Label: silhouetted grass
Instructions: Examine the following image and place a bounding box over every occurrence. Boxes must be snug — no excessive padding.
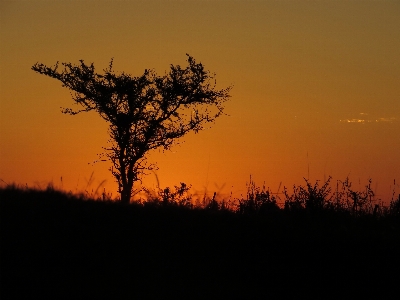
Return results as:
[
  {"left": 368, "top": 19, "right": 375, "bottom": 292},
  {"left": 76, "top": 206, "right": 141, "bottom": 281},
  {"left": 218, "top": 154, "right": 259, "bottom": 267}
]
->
[{"left": 1, "top": 180, "right": 399, "bottom": 298}]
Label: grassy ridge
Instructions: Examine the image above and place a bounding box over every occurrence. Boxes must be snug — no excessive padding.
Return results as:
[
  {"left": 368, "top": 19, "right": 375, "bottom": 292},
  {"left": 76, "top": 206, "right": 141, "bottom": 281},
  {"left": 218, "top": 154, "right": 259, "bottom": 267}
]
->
[{"left": 1, "top": 185, "right": 400, "bottom": 298}]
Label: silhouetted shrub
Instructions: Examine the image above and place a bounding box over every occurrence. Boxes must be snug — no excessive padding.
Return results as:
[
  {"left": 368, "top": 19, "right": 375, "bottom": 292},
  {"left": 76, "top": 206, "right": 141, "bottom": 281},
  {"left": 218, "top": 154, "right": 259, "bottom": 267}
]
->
[
  {"left": 283, "top": 177, "right": 332, "bottom": 212},
  {"left": 389, "top": 194, "right": 400, "bottom": 216},
  {"left": 142, "top": 182, "right": 193, "bottom": 208},
  {"left": 237, "top": 178, "right": 280, "bottom": 215}
]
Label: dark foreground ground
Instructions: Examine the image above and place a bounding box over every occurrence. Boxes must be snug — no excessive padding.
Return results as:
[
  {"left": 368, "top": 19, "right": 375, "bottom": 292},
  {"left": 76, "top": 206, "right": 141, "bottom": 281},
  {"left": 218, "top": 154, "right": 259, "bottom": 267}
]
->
[{"left": 1, "top": 187, "right": 400, "bottom": 299}]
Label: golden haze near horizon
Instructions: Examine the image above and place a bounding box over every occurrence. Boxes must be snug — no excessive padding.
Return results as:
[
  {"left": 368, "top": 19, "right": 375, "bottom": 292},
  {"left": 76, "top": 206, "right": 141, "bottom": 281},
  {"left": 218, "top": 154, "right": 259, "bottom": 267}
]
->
[{"left": 1, "top": 1, "right": 399, "bottom": 202}]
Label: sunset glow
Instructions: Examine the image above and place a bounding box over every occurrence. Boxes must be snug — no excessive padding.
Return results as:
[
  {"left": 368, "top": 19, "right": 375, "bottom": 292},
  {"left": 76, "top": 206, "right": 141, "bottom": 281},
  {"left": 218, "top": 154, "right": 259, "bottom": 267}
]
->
[{"left": 1, "top": 1, "right": 399, "bottom": 203}]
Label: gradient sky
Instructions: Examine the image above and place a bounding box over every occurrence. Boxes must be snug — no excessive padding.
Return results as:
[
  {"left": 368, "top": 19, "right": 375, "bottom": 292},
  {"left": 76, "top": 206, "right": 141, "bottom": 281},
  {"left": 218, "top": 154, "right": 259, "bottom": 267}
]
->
[{"left": 1, "top": 0, "right": 399, "bottom": 203}]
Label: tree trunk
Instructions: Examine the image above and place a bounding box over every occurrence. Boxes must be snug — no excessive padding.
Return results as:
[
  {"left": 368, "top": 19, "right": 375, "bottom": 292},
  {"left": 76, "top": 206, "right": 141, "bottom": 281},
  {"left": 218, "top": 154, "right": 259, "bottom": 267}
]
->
[
  {"left": 119, "top": 158, "right": 131, "bottom": 204},
  {"left": 119, "top": 165, "right": 135, "bottom": 204},
  {"left": 121, "top": 188, "right": 131, "bottom": 204}
]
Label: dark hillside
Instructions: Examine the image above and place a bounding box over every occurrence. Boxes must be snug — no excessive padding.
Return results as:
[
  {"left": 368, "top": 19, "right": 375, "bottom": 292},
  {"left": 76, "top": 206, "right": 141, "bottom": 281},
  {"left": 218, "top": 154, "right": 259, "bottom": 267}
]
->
[{"left": 1, "top": 186, "right": 399, "bottom": 298}]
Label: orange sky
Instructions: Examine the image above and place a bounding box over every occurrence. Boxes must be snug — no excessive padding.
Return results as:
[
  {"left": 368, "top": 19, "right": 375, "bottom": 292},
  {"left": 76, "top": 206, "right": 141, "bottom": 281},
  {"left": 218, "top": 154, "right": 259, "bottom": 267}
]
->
[{"left": 1, "top": 1, "right": 399, "bottom": 203}]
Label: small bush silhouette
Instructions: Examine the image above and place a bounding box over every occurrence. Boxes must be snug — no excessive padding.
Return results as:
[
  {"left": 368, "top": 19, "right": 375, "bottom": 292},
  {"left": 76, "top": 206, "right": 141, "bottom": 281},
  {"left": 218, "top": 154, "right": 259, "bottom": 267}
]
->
[
  {"left": 238, "top": 177, "right": 280, "bottom": 215},
  {"left": 142, "top": 182, "right": 193, "bottom": 208},
  {"left": 284, "top": 177, "right": 332, "bottom": 212},
  {"left": 389, "top": 194, "right": 400, "bottom": 216}
]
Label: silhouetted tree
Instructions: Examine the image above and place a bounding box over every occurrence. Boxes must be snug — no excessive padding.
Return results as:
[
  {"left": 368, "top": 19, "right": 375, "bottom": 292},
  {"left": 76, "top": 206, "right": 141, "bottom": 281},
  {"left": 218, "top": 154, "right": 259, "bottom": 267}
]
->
[{"left": 32, "top": 55, "right": 232, "bottom": 203}]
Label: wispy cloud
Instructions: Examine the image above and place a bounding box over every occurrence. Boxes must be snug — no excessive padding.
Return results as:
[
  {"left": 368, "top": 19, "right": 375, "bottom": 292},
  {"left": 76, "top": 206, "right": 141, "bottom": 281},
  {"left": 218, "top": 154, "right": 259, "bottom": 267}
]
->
[
  {"left": 340, "top": 119, "right": 368, "bottom": 123},
  {"left": 376, "top": 117, "right": 396, "bottom": 123},
  {"left": 340, "top": 113, "right": 397, "bottom": 124}
]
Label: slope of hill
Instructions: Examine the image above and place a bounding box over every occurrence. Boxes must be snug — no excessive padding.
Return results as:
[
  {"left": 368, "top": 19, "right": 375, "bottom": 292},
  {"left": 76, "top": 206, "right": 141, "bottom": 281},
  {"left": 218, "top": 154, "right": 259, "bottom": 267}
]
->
[{"left": 1, "top": 186, "right": 399, "bottom": 298}]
